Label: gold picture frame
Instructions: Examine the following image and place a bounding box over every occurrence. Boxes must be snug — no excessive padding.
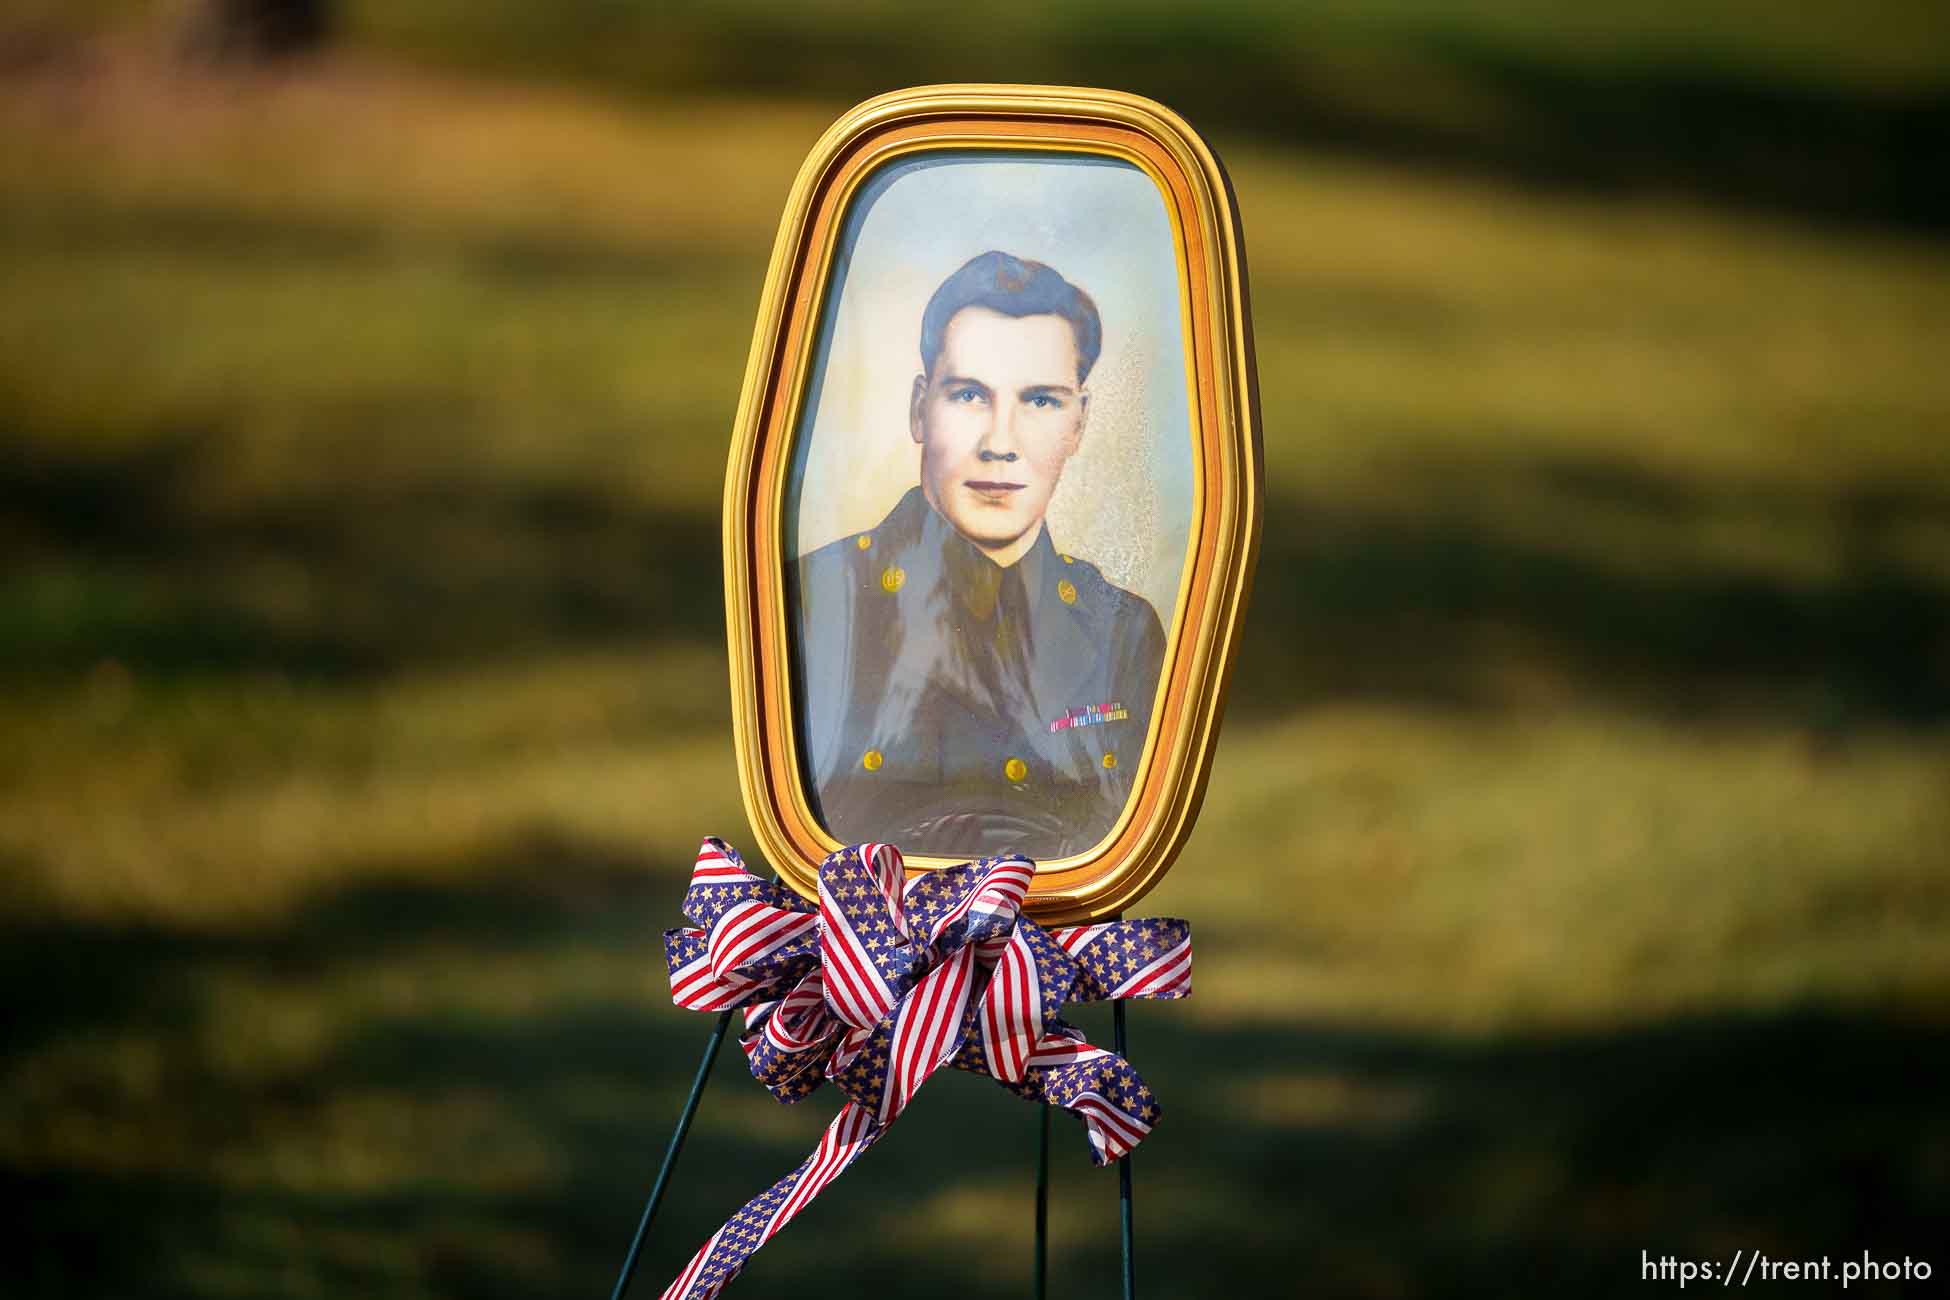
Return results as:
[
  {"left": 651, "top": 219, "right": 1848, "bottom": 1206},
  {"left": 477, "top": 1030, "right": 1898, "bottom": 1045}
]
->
[{"left": 722, "top": 84, "right": 1261, "bottom": 923}]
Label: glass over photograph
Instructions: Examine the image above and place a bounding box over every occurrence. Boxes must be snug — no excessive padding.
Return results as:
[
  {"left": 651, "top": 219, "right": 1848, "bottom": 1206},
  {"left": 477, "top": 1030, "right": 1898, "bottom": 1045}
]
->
[{"left": 784, "top": 151, "right": 1195, "bottom": 861}]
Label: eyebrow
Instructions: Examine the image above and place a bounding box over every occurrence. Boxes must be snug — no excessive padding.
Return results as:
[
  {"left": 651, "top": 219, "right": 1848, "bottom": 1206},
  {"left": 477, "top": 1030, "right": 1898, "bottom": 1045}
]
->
[
  {"left": 1020, "top": 383, "right": 1077, "bottom": 399},
  {"left": 938, "top": 374, "right": 991, "bottom": 394}
]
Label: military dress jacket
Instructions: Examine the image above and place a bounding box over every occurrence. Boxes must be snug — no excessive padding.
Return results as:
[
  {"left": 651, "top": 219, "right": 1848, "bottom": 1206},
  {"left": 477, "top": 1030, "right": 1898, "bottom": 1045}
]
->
[{"left": 791, "top": 486, "right": 1166, "bottom": 860}]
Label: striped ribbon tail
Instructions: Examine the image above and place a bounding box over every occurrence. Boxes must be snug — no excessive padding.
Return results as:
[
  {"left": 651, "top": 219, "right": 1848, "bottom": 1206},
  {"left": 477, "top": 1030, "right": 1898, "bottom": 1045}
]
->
[{"left": 659, "top": 1103, "right": 882, "bottom": 1300}]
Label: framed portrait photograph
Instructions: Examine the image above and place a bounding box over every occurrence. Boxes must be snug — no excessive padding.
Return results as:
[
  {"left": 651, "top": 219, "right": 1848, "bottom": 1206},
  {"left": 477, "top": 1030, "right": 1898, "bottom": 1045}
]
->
[{"left": 724, "top": 85, "right": 1260, "bottom": 922}]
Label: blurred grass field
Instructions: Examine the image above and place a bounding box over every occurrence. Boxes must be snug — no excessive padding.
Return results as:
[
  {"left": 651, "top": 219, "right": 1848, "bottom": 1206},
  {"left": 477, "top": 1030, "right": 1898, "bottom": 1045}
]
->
[{"left": 4, "top": 13, "right": 1949, "bottom": 1300}]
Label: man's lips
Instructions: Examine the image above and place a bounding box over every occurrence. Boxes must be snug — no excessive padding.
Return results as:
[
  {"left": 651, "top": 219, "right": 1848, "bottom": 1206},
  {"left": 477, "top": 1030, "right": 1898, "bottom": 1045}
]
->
[{"left": 964, "top": 479, "right": 1026, "bottom": 493}]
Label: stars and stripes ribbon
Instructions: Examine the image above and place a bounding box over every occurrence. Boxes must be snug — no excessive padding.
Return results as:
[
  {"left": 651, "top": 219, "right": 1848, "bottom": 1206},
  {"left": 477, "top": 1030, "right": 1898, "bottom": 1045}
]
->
[{"left": 656, "top": 836, "right": 1191, "bottom": 1300}]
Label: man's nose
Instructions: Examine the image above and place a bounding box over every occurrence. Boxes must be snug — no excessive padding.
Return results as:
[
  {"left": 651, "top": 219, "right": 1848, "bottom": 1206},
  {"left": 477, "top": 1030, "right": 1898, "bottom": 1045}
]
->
[{"left": 977, "top": 398, "right": 1021, "bottom": 460}]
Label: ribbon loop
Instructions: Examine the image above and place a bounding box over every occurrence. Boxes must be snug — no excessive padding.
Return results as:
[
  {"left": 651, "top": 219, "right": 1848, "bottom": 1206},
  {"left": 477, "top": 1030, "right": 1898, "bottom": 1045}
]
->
[{"left": 655, "top": 837, "right": 1190, "bottom": 1300}]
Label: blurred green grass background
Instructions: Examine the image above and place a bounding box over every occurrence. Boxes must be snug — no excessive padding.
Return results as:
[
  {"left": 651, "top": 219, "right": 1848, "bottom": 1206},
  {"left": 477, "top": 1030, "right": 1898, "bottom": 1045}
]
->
[{"left": 3, "top": 3, "right": 1948, "bottom": 1297}]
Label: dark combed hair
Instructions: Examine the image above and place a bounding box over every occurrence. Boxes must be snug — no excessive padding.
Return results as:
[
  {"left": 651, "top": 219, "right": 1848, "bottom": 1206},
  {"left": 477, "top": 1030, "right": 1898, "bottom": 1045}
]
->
[{"left": 918, "top": 250, "right": 1102, "bottom": 383}]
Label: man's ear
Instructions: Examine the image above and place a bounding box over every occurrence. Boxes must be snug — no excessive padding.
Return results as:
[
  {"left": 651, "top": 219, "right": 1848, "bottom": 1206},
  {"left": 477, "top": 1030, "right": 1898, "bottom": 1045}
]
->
[
  {"left": 1072, "top": 390, "right": 1090, "bottom": 451},
  {"left": 909, "top": 373, "right": 928, "bottom": 445}
]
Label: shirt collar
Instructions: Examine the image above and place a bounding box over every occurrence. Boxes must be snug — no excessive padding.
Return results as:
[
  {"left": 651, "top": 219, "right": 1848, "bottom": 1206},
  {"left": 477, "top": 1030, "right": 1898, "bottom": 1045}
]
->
[{"left": 912, "top": 487, "right": 1052, "bottom": 603}]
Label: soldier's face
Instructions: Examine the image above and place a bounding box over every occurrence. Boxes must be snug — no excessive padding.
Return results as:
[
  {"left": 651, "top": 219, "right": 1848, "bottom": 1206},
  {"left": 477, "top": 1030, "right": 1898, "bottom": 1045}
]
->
[{"left": 911, "top": 307, "right": 1088, "bottom": 565}]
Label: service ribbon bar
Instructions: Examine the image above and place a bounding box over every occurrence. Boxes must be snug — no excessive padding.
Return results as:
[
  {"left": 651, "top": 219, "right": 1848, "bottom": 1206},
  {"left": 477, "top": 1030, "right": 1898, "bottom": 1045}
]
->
[
  {"left": 1046, "top": 700, "right": 1130, "bottom": 733},
  {"left": 656, "top": 837, "right": 1191, "bottom": 1300}
]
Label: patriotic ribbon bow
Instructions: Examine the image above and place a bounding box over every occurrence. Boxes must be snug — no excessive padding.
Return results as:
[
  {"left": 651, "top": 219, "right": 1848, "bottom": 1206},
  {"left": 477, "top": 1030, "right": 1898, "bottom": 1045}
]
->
[{"left": 657, "top": 837, "right": 1191, "bottom": 1300}]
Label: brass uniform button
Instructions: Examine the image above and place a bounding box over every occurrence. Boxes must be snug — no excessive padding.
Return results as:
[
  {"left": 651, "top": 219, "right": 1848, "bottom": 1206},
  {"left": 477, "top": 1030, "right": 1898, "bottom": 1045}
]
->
[
  {"left": 1056, "top": 578, "right": 1078, "bottom": 606},
  {"left": 862, "top": 748, "right": 883, "bottom": 772},
  {"left": 1061, "top": 554, "right": 1074, "bottom": 564},
  {"left": 856, "top": 533, "right": 872, "bottom": 550},
  {"left": 880, "top": 565, "right": 905, "bottom": 593},
  {"left": 1003, "top": 756, "right": 1028, "bottom": 783},
  {"left": 1101, "top": 751, "right": 1117, "bottom": 770}
]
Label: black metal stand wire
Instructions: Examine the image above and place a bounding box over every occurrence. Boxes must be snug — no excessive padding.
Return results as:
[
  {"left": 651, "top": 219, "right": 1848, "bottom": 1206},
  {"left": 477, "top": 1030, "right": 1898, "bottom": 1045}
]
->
[
  {"left": 608, "top": 1006, "right": 736, "bottom": 1300},
  {"left": 1033, "top": 1100, "right": 1051, "bottom": 1299},
  {"left": 1113, "top": 997, "right": 1135, "bottom": 1300}
]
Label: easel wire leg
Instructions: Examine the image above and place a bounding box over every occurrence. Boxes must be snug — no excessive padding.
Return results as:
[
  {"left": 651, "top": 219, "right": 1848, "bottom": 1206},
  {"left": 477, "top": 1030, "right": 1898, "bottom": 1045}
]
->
[
  {"left": 1033, "top": 1099, "right": 1050, "bottom": 1299},
  {"left": 1114, "top": 996, "right": 1135, "bottom": 1300},
  {"left": 608, "top": 1006, "right": 736, "bottom": 1300}
]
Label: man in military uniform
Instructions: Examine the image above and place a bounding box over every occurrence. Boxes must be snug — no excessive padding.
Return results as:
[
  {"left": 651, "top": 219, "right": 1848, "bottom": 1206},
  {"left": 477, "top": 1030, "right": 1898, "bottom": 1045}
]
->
[{"left": 792, "top": 250, "right": 1166, "bottom": 860}]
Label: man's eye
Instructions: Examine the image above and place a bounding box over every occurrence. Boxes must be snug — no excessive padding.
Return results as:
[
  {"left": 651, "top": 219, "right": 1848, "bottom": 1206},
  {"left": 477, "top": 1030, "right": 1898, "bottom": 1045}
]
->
[
  {"left": 951, "top": 388, "right": 982, "bottom": 404},
  {"left": 1030, "top": 395, "right": 1057, "bottom": 409}
]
